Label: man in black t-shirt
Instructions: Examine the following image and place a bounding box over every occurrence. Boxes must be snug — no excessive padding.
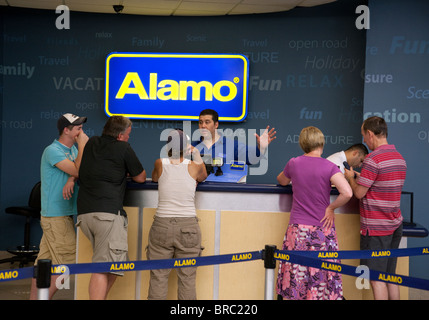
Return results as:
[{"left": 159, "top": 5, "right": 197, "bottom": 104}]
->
[{"left": 77, "top": 116, "right": 146, "bottom": 300}]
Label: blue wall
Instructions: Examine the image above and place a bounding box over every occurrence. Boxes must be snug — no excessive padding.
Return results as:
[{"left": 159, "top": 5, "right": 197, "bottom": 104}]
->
[{"left": 1, "top": 1, "right": 426, "bottom": 279}]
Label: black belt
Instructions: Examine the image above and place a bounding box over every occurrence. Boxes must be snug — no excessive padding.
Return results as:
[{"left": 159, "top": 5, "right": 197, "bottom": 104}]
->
[{"left": 78, "top": 210, "right": 127, "bottom": 217}]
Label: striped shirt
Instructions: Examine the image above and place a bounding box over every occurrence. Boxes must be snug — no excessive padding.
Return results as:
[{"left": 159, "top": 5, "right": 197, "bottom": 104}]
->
[{"left": 357, "top": 144, "right": 407, "bottom": 236}]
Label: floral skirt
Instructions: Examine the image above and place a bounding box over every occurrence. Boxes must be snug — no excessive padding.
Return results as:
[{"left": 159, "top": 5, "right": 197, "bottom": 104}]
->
[{"left": 276, "top": 224, "right": 343, "bottom": 300}]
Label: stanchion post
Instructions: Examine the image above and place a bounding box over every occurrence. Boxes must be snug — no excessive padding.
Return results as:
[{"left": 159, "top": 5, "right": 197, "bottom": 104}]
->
[
  {"left": 36, "top": 259, "right": 52, "bottom": 300},
  {"left": 263, "top": 245, "right": 277, "bottom": 300}
]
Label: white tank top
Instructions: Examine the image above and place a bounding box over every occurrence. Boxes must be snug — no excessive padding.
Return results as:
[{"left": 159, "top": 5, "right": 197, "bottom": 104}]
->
[{"left": 156, "top": 158, "right": 197, "bottom": 218}]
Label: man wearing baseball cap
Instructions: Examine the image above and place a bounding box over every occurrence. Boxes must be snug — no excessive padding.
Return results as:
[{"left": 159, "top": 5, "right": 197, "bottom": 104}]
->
[
  {"left": 30, "top": 113, "right": 88, "bottom": 300},
  {"left": 57, "top": 113, "right": 88, "bottom": 134}
]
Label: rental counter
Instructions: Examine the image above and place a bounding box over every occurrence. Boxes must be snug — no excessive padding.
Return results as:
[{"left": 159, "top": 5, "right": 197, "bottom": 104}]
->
[{"left": 75, "top": 181, "right": 427, "bottom": 300}]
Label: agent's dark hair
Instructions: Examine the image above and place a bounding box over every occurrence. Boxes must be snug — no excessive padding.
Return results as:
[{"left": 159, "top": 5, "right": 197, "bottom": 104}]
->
[
  {"left": 362, "top": 116, "right": 388, "bottom": 138},
  {"left": 199, "top": 109, "right": 219, "bottom": 123},
  {"left": 346, "top": 143, "right": 369, "bottom": 156}
]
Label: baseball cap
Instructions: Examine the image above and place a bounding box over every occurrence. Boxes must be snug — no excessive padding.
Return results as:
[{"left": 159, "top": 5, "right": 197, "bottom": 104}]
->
[{"left": 57, "top": 113, "right": 87, "bottom": 133}]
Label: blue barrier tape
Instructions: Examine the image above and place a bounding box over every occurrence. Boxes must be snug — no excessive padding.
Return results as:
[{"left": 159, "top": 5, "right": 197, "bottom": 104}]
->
[
  {"left": 1, "top": 246, "right": 427, "bottom": 291},
  {"left": 0, "top": 266, "right": 33, "bottom": 282},
  {"left": 59, "top": 250, "right": 262, "bottom": 276},
  {"left": 274, "top": 250, "right": 429, "bottom": 291},
  {"left": 0, "top": 250, "right": 262, "bottom": 283}
]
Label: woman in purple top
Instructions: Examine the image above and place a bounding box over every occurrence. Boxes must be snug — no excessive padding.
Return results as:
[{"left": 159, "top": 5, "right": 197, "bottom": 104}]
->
[{"left": 276, "top": 126, "right": 352, "bottom": 300}]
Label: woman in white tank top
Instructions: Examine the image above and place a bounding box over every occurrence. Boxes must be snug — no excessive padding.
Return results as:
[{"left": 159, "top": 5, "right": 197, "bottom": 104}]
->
[
  {"left": 147, "top": 129, "right": 207, "bottom": 300},
  {"left": 156, "top": 157, "right": 197, "bottom": 218}
]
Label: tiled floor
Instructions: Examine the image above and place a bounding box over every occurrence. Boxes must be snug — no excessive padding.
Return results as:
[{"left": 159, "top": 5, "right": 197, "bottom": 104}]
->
[
  {"left": 0, "top": 251, "right": 427, "bottom": 300},
  {"left": 0, "top": 251, "right": 74, "bottom": 300}
]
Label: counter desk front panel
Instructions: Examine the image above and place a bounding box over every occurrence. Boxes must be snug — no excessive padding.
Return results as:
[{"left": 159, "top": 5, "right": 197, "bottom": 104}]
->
[{"left": 75, "top": 182, "right": 410, "bottom": 300}]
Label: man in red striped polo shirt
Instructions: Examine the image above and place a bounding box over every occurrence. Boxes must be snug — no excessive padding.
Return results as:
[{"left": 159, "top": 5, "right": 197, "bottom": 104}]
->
[{"left": 345, "top": 116, "right": 407, "bottom": 300}]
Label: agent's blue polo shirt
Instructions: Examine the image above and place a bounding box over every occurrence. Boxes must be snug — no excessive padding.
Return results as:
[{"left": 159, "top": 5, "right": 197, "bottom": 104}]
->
[{"left": 192, "top": 134, "right": 261, "bottom": 165}]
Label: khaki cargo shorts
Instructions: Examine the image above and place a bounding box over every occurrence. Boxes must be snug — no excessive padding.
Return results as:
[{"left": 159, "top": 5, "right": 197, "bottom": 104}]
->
[
  {"left": 76, "top": 212, "right": 128, "bottom": 276},
  {"left": 36, "top": 215, "right": 76, "bottom": 266}
]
